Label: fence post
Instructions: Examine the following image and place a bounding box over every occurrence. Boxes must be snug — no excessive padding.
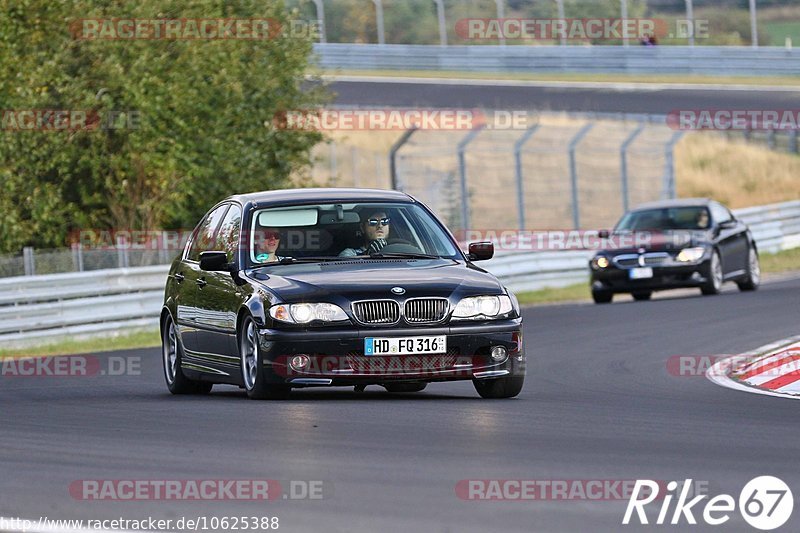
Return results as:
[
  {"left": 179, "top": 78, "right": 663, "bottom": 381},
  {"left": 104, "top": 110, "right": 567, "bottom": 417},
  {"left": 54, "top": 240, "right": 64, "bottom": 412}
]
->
[
  {"left": 329, "top": 143, "right": 338, "bottom": 185},
  {"left": 457, "top": 125, "right": 485, "bottom": 232},
  {"left": 513, "top": 124, "right": 540, "bottom": 230},
  {"left": 621, "top": 0, "right": 629, "bottom": 47},
  {"left": 749, "top": 0, "right": 758, "bottom": 48},
  {"left": 495, "top": 0, "right": 506, "bottom": 46},
  {"left": 390, "top": 127, "right": 418, "bottom": 190},
  {"left": 620, "top": 122, "right": 646, "bottom": 213},
  {"left": 663, "top": 131, "right": 685, "bottom": 200},
  {"left": 685, "top": 0, "right": 695, "bottom": 46},
  {"left": 790, "top": 130, "right": 798, "bottom": 154},
  {"left": 555, "top": 0, "right": 566, "bottom": 46},
  {"left": 312, "top": 0, "right": 327, "bottom": 43},
  {"left": 23, "top": 246, "right": 35, "bottom": 276},
  {"left": 351, "top": 147, "right": 360, "bottom": 187},
  {"left": 767, "top": 129, "right": 776, "bottom": 150},
  {"left": 116, "top": 235, "right": 130, "bottom": 268},
  {"left": 373, "top": 0, "right": 385, "bottom": 44},
  {"left": 568, "top": 123, "right": 595, "bottom": 229},
  {"left": 71, "top": 243, "right": 84, "bottom": 272},
  {"left": 433, "top": 0, "right": 447, "bottom": 46}
]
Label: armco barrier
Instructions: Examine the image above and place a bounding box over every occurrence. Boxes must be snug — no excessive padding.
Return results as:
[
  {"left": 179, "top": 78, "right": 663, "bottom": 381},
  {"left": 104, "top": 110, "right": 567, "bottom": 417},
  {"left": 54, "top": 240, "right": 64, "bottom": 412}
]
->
[
  {"left": 1, "top": 201, "right": 799, "bottom": 346},
  {"left": 314, "top": 44, "right": 800, "bottom": 76}
]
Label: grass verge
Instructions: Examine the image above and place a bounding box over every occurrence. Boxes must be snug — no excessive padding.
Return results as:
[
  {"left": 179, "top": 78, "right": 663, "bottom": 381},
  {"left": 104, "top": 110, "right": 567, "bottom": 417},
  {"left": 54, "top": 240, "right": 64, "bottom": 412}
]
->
[
  {"left": 320, "top": 68, "right": 800, "bottom": 87},
  {"left": 0, "top": 329, "right": 160, "bottom": 358}
]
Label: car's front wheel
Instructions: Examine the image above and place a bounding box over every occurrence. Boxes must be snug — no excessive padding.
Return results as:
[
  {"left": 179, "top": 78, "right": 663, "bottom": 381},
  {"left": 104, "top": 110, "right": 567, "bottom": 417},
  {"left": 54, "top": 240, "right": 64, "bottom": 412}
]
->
[
  {"left": 592, "top": 290, "right": 613, "bottom": 304},
  {"left": 701, "top": 250, "right": 723, "bottom": 296},
  {"left": 473, "top": 375, "right": 524, "bottom": 399},
  {"left": 737, "top": 247, "right": 760, "bottom": 292},
  {"left": 162, "top": 314, "right": 212, "bottom": 395},
  {"left": 239, "top": 315, "right": 291, "bottom": 400}
]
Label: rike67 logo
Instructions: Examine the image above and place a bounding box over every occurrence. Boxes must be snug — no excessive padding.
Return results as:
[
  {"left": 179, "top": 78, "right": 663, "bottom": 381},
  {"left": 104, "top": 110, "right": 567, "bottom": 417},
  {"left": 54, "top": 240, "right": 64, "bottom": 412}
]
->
[{"left": 623, "top": 477, "right": 793, "bottom": 530}]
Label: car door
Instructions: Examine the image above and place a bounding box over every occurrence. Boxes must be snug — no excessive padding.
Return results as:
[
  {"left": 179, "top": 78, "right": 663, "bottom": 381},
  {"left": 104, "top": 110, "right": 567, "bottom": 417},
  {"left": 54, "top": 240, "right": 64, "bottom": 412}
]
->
[
  {"left": 710, "top": 202, "right": 748, "bottom": 276},
  {"left": 179, "top": 203, "right": 229, "bottom": 354},
  {"left": 194, "top": 203, "right": 244, "bottom": 365}
]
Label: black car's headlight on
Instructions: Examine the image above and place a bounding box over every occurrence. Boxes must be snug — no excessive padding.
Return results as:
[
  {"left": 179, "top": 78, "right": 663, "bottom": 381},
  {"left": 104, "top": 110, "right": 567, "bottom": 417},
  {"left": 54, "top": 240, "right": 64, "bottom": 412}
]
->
[
  {"left": 676, "top": 246, "right": 706, "bottom": 263},
  {"left": 590, "top": 256, "right": 610, "bottom": 270},
  {"left": 452, "top": 295, "right": 513, "bottom": 320},
  {"left": 269, "top": 303, "right": 349, "bottom": 324}
]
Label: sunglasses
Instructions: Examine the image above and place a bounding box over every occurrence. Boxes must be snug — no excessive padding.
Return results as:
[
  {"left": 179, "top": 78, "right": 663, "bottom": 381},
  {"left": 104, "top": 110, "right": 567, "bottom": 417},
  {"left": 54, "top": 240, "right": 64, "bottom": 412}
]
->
[
  {"left": 262, "top": 231, "right": 281, "bottom": 240},
  {"left": 367, "top": 217, "right": 390, "bottom": 227}
]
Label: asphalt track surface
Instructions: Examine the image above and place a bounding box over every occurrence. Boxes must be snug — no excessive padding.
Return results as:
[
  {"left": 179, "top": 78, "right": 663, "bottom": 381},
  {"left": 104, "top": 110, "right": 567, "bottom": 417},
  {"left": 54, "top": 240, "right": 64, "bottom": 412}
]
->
[
  {"left": 2, "top": 277, "right": 800, "bottom": 532},
  {"left": 329, "top": 78, "right": 800, "bottom": 115}
]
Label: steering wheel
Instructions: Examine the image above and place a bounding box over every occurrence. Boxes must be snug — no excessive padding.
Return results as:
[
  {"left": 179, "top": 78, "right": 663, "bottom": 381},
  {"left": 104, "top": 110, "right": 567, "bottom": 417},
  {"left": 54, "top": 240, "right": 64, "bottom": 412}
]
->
[{"left": 380, "top": 239, "right": 423, "bottom": 254}]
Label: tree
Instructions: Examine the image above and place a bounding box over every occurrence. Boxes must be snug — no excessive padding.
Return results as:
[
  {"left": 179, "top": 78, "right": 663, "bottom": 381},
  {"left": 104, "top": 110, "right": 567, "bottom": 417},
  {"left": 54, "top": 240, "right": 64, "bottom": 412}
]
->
[{"left": 0, "top": 0, "right": 325, "bottom": 253}]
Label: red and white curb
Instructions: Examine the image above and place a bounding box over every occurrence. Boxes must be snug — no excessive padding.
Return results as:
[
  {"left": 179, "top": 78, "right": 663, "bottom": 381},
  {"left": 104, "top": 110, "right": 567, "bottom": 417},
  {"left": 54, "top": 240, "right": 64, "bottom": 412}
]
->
[{"left": 707, "top": 335, "right": 800, "bottom": 399}]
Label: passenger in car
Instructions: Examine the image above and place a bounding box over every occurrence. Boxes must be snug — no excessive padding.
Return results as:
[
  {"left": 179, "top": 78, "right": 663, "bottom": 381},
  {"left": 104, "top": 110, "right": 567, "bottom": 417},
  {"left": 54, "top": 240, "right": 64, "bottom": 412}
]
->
[
  {"left": 339, "top": 210, "right": 391, "bottom": 257},
  {"left": 254, "top": 227, "right": 285, "bottom": 263}
]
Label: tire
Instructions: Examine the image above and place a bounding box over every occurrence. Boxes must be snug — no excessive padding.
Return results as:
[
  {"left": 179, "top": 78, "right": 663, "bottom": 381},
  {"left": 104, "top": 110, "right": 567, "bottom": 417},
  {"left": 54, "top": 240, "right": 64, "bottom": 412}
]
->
[
  {"left": 162, "top": 314, "right": 213, "bottom": 395},
  {"left": 473, "top": 375, "right": 524, "bottom": 399},
  {"left": 592, "top": 290, "right": 613, "bottom": 304},
  {"left": 383, "top": 382, "right": 427, "bottom": 393},
  {"left": 239, "top": 315, "right": 291, "bottom": 400},
  {"left": 737, "top": 247, "right": 760, "bottom": 292},
  {"left": 632, "top": 291, "right": 652, "bottom": 301},
  {"left": 701, "top": 250, "right": 723, "bottom": 296}
]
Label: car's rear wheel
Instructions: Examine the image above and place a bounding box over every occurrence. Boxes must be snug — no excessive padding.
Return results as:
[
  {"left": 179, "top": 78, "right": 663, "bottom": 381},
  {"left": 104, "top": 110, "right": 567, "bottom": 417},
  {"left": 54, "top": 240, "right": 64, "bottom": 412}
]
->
[
  {"left": 592, "top": 290, "right": 613, "bottom": 304},
  {"left": 383, "top": 382, "right": 427, "bottom": 393},
  {"left": 240, "top": 315, "right": 291, "bottom": 400},
  {"left": 473, "top": 375, "right": 524, "bottom": 399},
  {"left": 632, "top": 291, "right": 652, "bottom": 301},
  {"left": 701, "top": 251, "right": 723, "bottom": 296},
  {"left": 162, "top": 314, "right": 212, "bottom": 395},
  {"left": 737, "top": 247, "right": 760, "bottom": 292}
]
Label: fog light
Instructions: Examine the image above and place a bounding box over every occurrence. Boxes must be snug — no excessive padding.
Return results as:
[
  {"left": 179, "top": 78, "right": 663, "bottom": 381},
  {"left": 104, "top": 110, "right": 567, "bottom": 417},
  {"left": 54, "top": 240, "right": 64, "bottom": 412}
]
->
[
  {"left": 490, "top": 346, "right": 508, "bottom": 362},
  {"left": 290, "top": 355, "right": 310, "bottom": 370}
]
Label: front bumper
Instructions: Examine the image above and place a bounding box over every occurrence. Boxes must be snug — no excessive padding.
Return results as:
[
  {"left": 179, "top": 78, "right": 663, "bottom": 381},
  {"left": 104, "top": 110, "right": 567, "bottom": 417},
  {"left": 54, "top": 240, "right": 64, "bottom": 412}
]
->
[
  {"left": 257, "top": 319, "right": 525, "bottom": 385},
  {"left": 591, "top": 261, "right": 710, "bottom": 293}
]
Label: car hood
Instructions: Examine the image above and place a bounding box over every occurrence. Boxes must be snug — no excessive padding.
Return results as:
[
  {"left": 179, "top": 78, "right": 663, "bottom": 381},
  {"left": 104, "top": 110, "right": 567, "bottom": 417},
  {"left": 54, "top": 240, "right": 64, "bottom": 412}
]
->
[
  {"left": 598, "top": 230, "right": 713, "bottom": 255},
  {"left": 246, "top": 259, "right": 504, "bottom": 302}
]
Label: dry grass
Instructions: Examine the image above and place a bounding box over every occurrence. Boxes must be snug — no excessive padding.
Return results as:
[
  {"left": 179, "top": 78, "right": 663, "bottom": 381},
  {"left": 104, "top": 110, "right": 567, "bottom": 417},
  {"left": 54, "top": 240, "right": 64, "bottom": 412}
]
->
[{"left": 676, "top": 133, "right": 800, "bottom": 208}]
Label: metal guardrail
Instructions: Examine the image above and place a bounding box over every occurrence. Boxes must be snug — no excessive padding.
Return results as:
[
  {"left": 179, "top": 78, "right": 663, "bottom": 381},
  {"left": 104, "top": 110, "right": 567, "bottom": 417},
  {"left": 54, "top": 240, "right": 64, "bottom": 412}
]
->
[
  {"left": 1, "top": 201, "right": 799, "bottom": 347},
  {"left": 314, "top": 44, "right": 800, "bottom": 76}
]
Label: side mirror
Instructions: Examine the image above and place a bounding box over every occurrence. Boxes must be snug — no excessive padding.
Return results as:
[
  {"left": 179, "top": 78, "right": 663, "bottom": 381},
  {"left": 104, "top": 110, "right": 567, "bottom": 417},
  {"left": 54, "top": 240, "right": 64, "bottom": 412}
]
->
[
  {"left": 598, "top": 229, "right": 610, "bottom": 239},
  {"left": 199, "top": 251, "right": 230, "bottom": 272},
  {"left": 719, "top": 219, "right": 737, "bottom": 230},
  {"left": 468, "top": 242, "right": 494, "bottom": 261}
]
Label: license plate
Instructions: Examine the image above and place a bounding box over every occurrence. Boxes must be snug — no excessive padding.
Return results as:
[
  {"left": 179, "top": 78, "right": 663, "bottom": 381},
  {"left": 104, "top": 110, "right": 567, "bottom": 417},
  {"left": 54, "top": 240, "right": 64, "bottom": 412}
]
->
[
  {"left": 364, "top": 336, "right": 447, "bottom": 356},
  {"left": 629, "top": 267, "right": 654, "bottom": 280}
]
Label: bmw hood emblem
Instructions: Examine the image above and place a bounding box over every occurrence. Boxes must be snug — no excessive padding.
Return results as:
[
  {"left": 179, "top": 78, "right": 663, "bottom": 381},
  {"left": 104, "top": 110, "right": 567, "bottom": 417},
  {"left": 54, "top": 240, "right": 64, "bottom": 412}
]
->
[{"left": 391, "top": 287, "right": 405, "bottom": 295}]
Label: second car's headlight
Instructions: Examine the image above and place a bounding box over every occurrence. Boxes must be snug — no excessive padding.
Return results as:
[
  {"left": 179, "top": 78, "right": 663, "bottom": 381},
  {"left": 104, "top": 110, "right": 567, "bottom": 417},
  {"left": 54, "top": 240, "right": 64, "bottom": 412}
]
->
[
  {"left": 452, "top": 295, "right": 513, "bottom": 320},
  {"left": 269, "top": 303, "right": 349, "bottom": 324},
  {"left": 676, "top": 247, "right": 706, "bottom": 263}
]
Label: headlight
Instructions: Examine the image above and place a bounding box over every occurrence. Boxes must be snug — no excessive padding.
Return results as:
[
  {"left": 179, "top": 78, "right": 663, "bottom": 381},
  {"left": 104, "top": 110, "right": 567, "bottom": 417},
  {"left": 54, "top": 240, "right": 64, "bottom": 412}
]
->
[
  {"left": 591, "top": 256, "right": 610, "bottom": 270},
  {"left": 269, "top": 303, "right": 349, "bottom": 324},
  {"left": 452, "top": 295, "right": 513, "bottom": 320},
  {"left": 676, "top": 247, "right": 706, "bottom": 263}
]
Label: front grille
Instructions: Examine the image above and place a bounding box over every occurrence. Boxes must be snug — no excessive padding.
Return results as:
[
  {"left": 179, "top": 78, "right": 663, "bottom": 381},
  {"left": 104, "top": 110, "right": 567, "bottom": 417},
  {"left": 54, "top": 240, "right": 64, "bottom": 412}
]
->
[
  {"left": 404, "top": 298, "right": 449, "bottom": 323},
  {"left": 642, "top": 253, "right": 669, "bottom": 266},
  {"left": 613, "top": 253, "right": 669, "bottom": 268},
  {"left": 352, "top": 300, "right": 400, "bottom": 325},
  {"left": 613, "top": 254, "right": 640, "bottom": 268}
]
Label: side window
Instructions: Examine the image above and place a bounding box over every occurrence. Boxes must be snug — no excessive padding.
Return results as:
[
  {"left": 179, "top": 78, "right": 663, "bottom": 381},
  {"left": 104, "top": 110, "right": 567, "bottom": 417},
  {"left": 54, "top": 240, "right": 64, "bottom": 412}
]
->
[
  {"left": 710, "top": 203, "right": 732, "bottom": 225},
  {"left": 216, "top": 204, "right": 242, "bottom": 263},
  {"left": 187, "top": 204, "right": 229, "bottom": 262}
]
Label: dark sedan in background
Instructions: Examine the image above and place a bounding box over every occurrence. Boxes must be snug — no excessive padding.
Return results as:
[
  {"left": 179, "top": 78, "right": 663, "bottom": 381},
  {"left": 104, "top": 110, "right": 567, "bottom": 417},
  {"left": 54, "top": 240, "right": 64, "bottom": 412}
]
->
[
  {"left": 589, "top": 199, "right": 760, "bottom": 304},
  {"left": 161, "top": 188, "right": 525, "bottom": 399}
]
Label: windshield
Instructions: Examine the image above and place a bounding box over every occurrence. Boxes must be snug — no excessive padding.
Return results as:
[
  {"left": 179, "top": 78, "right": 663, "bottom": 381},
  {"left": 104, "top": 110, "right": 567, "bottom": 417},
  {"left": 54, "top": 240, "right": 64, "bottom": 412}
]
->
[
  {"left": 247, "top": 202, "right": 460, "bottom": 266},
  {"left": 615, "top": 207, "right": 711, "bottom": 231}
]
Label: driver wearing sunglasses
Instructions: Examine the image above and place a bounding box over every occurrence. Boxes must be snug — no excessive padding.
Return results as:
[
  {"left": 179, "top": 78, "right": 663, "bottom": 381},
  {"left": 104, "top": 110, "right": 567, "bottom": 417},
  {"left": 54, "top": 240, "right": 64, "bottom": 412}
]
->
[
  {"left": 339, "top": 210, "right": 391, "bottom": 257},
  {"left": 254, "top": 227, "right": 286, "bottom": 263}
]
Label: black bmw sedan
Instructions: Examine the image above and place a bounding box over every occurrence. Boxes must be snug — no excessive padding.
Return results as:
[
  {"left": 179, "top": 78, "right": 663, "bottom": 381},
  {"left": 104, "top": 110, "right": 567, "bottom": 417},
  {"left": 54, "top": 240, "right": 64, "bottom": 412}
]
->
[
  {"left": 161, "top": 188, "right": 524, "bottom": 399},
  {"left": 589, "top": 199, "right": 760, "bottom": 304}
]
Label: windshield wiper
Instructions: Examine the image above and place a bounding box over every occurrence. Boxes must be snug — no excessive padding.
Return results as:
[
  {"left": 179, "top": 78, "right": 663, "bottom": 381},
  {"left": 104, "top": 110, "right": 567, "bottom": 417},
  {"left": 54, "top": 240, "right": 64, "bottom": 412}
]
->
[
  {"left": 368, "top": 252, "right": 442, "bottom": 260},
  {"left": 252, "top": 256, "right": 350, "bottom": 266}
]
